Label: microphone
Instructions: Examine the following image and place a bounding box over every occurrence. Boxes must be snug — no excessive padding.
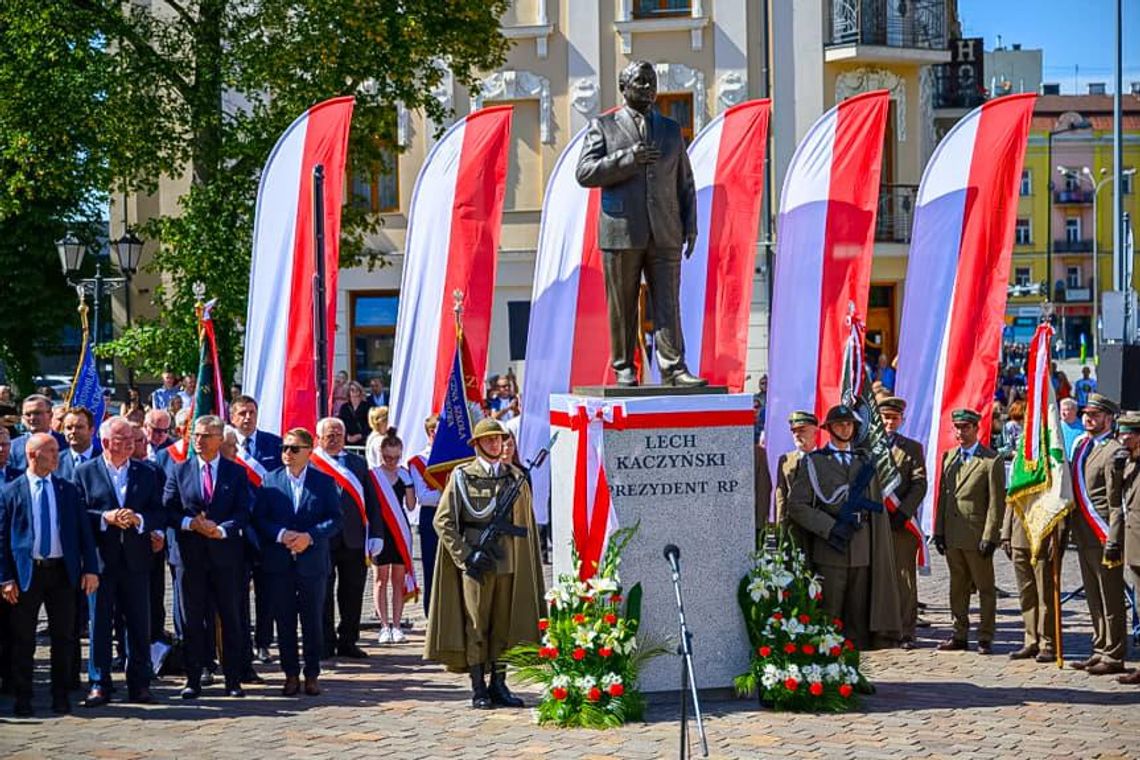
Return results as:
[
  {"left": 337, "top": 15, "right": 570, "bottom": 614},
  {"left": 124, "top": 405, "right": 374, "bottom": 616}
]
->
[{"left": 663, "top": 543, "right": 681, "bottom": 573}]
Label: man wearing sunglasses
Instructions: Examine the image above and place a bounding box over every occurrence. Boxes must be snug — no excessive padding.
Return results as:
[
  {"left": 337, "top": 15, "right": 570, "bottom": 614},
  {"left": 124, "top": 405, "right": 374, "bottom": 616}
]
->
[
  {"left": 163, "top": 415, "right": 253, "bottom": 699},
  {"left": 253, "top": 429, "right": 341, "bottom": 697}
]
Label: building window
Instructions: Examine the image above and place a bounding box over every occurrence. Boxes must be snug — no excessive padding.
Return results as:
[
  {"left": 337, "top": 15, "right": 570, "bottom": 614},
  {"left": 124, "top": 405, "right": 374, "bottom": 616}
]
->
[
  {"left": 656, "top": 92, "right": 695, "bottom": 144},
  {"left": 350, "top": 291, "right": 399, "bottom": 386},
  {"left": 1020, "top": 170, "right": 1032, "bottom": 196},
  {"left": 633, "top": 0, "right": 691, "bottom": 18},
  {"left": 1015, "top": 218, "right": 1031, "bottom": 245},
  {"left": 1065, "top": 217, "right": 1081, "bottom": 243},
  {"left": 507, "top": 301, "right": 531, "bottom": 362},
  {"left": 1014, "top": 267, "right": 1031, "bottom": 286},
  {"left": 1066, "top": 266, "right": 1082, "bottom": 289},
  {"left": 1062, "top": 169, "right": 1079, "bottom": 192}
]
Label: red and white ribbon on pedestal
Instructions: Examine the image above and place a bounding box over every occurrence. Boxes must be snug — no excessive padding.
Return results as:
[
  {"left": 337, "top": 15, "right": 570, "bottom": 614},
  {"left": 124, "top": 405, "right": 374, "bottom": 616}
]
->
[{"left": 570, "top": 400, "right": 622, "bottom": 581}]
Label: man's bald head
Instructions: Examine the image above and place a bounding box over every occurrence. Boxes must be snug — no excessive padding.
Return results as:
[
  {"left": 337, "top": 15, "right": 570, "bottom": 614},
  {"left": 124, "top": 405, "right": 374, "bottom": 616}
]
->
[{"left": 26, "top": 432, "right": 59, "bottom": 476}]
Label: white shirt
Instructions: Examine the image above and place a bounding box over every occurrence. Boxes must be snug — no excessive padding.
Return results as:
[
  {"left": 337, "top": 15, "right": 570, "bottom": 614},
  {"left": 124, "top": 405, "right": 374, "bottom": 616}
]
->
[
  {"left": 409, "top": 448, "right": 440, "bottom": 507},
  {"left": 826, "top": 443, "right": 853, "bottom": 466},
  {"left": 475, "top": 455, "right": 501, "bottom": 477},
  {"left": 69, "top": 445, "right": 94, "bottom": 468},
  {"left": 277, "top": 466, "right": 308, "bottom": 545},
  {"left": 101, "top": 458, "right": 147, "bottom": 533},
  {"left": 28, "top": 473, "right": 63, "bottom": 559}
]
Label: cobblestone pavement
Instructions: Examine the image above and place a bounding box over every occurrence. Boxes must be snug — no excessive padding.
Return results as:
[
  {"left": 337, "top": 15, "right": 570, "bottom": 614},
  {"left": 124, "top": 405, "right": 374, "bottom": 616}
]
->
[{"left": 2, "top": 548, "right": 1138, "bottom": 759}]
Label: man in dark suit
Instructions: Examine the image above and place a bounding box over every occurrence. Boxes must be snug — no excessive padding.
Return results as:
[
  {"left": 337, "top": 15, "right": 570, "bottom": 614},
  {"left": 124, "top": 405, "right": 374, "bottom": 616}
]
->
[
  {"left": 144, "top": 409, "right": 175, "bottom": 461},
  {"left": 253, "top": 428, "right": 342, "bottom": 696},
  {"left": 163, "top": 414, "right": 253, "bottom": 698},
  {"left": 8, "top": 395, "right": 68, "bottom": 471},
  {"left": 575, "top": 60, "right": 703, "bottom": 388},
  {"left": 313, "top": 417, "right": 383, "bottom": 659},
  {"left": 0, "top": 434, "right": 100, "bottom": 717},
  {"left": 54, "top": 407, "right": 103, "bottom": 483},
  {"left": 75, "top": 417, "right": 163, "bottom": 706},
  {"left": 230, "top": 394, "right": 281, "bottom": 663}
]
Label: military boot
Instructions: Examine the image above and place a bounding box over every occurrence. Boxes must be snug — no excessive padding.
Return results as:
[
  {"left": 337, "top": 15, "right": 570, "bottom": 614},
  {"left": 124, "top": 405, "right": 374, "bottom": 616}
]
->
[
  {"left": 488, "top": 662, "right": 525, "bottom": 708},
  {"left": 469, "top": 663, "right": 493, "bottom": 709}
]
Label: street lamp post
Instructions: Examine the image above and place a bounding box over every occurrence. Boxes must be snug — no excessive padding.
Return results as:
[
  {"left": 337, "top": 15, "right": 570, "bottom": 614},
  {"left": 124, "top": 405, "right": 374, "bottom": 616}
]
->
[{"left": 56, "top": 232, "right": 144, "bottom": 386}]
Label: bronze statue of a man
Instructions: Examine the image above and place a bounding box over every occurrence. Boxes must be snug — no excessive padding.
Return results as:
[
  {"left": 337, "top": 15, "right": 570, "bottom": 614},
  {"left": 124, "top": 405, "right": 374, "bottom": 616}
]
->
[{"left": 575, "top": 60, "right": 706, "bottom": 388}]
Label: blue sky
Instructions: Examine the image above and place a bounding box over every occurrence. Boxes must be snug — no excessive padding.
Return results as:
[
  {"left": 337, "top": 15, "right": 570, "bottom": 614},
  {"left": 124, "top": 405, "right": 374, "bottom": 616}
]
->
[{"left": 959, "top": 0, "right": 1140, "bottom": 94}]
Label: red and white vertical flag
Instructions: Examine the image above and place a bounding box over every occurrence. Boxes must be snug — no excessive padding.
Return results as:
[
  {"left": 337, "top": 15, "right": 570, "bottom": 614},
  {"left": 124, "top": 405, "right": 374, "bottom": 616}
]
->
[
  {"left": 243, "top": 96, "right": 355, "bottom": 436},
  {"left": 519, "top": 121, "right": 612, "bottom": 524},
  {"left": 389, "top": 106, "right": 512, "bottom": 459},
  {"left": 894, "top": 94, "right": 1036, "bottom": 536},
  {"left": 765, "top": 90, "right": 890, "bottom": 506},
  {"left": 680, "top": 99, "right": 771, "bottom": 391}
]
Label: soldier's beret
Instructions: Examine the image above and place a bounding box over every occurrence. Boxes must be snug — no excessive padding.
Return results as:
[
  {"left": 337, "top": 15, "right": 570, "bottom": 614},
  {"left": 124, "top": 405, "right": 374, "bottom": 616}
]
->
[
  {"left": 878, "top": 396, "right": 907, "bottom": 413},
  {"left": 467, "top": 417, "right": 508, "bottom": 446},
  {"left": 1116, "top": 412, "right": 1140, "bottom": 433},
  {"left": 951, "top": 408, "right": 981, "bottom": 425},
  {"left": 823, "top": 405, "right": 857, "bottom": 426},
  {"left": 1083, "top": 393, "right": 1120, "bottom": 416},
  {"left": 787, "top": 410, "right": 818, "bottom": 428}
]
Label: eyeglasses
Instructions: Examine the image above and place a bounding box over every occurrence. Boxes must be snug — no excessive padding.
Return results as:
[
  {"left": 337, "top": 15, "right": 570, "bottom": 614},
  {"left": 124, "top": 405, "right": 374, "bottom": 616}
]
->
[
  {"left": 147, "top": 426, "right": 170, "bottom": 435},
  {"left": 281, "top": 444, "right": 311, "bottom": 454}
]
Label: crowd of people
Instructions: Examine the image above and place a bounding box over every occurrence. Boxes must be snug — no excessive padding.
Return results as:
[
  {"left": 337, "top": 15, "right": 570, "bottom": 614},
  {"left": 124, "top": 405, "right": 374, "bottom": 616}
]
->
[{"left": 0, "top": 365, "right": 540, "bottom": 718}]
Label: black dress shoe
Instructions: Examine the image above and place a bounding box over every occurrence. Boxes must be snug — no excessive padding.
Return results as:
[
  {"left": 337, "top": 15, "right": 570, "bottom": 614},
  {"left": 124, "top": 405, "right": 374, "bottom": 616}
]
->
[
  {"left": 83, "top": 685, "right": 110, "bottom": 707},
  {"left": 51, "top": 697, "right": 71, "bottom": 714},
  {"left": 899, "top": 638, "right": 916, "bottom": 651},
  {"left": 977, "top": 641, "right": 993, "bottom": 655},
  {"left": 180, "top": 683, "right": 201, "bottom": 700},
  {"left": 111, "top": 655, "right": 126, "bottom": 673},
  {"left": 240, "top": 670, "right": 264, "bottom": 684},
  {"left": 201, "top": 668, "right": 217, "bottom": 686},
  {"left": 337, "top": 644, "right": 369, "bottom": 659},
  {"left": 664, "top": 370, "right": 708, "bottom": 388},
  {"left": 129, "top": 689, "right": 156, "bottom": 704},
  {"left": 226, "top": 687, "right": 245, "bottom": 698},
  {"left": 1035, "top": 650, "right": 1057, "bottom": 663},
  {"left": 13, "top": 700, "right": 33, "bottom": 718},
  {"left": 1009, "top": 645, "right": 1038, "bottom": 660},
  {"left": 614, "top": 369, "right": 638, "bottom": 388},
  {"left": 303, "top": 677, "right": 321, "bottom": 696},
  {"left": 937, "top": 638, "right": 967, "bottom": 651},
  {"left": 1087, "top": 660, "right": 1125, "bottom": 676},
  {"left": 282, "top": 676, "right": 300, "bottom": 697},
  {"left": 1070, "top": 656, "right": 1100, "bottom": 671}
]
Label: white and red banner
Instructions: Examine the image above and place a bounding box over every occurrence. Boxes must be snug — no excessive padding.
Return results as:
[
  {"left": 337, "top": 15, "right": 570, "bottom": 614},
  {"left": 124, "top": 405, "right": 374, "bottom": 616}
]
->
[
  {"left": 519, "top": 120, "right": 611, "bottom": 523},
  {"left": 389, "top": 106, "right": 512, "bottom": 459},
  {"left": 680, "top": 99, "right": 771, "bottom": 391},
  {"left": 243, "top": 96, "right": 354, "bottom": 437},
  {"left": 234, "top": 447, "right": 267, "bottom": 488},
  {"left": 765, "top": 90, "right": 890, "bottom": 503},
  {"left": 311, "top": 447, "right": 368, "bottom": 529},
  {"left": 894, "top": 93, "right": 1036, "bottom": 536},
  {"left": 370, "top": 469, "right": 419, "bottom": 598}
]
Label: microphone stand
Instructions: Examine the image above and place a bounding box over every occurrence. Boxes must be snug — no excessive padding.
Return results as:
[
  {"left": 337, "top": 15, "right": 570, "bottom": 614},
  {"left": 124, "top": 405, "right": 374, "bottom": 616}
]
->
[{"left": 665, "top": 545, "right": 707, "bottom": 758}]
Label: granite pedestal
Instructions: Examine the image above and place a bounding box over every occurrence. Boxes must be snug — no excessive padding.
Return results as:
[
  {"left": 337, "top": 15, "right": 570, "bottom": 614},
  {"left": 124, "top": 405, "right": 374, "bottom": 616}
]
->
[{"left": 549, "top": 388, "right": 755, "bottom": 693}]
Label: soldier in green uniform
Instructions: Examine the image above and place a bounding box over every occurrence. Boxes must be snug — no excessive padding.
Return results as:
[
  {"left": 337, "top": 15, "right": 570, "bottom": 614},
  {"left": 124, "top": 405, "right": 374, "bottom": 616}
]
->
[
  {"left": 877, "top": 397, "right": 927, "bottom": 650},
  {"left": 933, "top": 408, "right": 1005, "bottom": 655},
  {"left": 774, "top": 411, "right": 819, "bottom": 551},
  {"left": 424, "top": 418, "right": 545, "bottom": 708},
  {"left": 787, "top": 405, "right": 901, "bottom": 649},
  {"left": 1115, "top": 412, "right": 1140, "bottom": 685}
]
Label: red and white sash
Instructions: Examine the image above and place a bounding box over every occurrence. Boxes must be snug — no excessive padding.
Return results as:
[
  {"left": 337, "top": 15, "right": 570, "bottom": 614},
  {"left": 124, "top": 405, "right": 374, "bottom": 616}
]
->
[
  {"left": 311, "top": 448, "right": 369, "bottom": 530},
  {"left": 1072, "top": 435, "right": 1110, "bottom": 544},
  {"left": 370, "top": 467, "right": 419, "bottom": 598},
  {"left": 407, "top": 451, "right": 441, "bottom": 504},
  {"left": 233, "top": 447, "right": 267, "bottom": 488},
  {"left": 167, "top": 438, "right": 189, "bottom": 464}
]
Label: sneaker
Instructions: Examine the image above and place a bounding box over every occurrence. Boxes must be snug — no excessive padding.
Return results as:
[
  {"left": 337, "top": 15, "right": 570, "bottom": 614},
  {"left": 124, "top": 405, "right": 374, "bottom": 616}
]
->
[
  {"left": 390, "top": 626, "right": 407, "bottom": 644},
  {"left": 377, "top": 626, "right": 392, "bottom": 645}
]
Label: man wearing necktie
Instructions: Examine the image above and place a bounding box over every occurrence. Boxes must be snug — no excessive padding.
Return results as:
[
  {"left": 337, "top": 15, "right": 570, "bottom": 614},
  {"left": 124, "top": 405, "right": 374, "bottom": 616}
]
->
[
  {"left": 0, "top": 434, "right": 99, "bottom": 717},
  {"left": 787, "top": 406, "right": 900, "bottom": 650},
  {"left": 1067, "top": 393, "right": 1127, "bottom": 675},
  {"left": 55, "top": 408, "right": 102, "bottom": 483},
  {"left": 933, "top": 408, "right": 1005, "bottom": 654},
  {"left": 774, "top": 411, "right": 819, "bottom": 551},
  {"left": 575, "top": 60, "right": 704, "bottom": 388},
  {"left": 74, "top": 417, "right": 163, "bottom": 706},
  {"left": 315, "top": 417, "right": 382, "bottom": 660},
  {"left": 253, "top": 428, "right": 341, "bottom": 696},
  {"left": 163, "top": 415, "right": 253, "bottom": 698}
]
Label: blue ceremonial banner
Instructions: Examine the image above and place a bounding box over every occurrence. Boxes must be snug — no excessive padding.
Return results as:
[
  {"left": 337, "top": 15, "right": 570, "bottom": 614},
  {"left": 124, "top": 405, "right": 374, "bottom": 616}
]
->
[
  {"left": 425, "top": 339, "right": 478, "bottom": 489},
  {"left": 68, "top": 340, "right": 105, "bottom": 424}
]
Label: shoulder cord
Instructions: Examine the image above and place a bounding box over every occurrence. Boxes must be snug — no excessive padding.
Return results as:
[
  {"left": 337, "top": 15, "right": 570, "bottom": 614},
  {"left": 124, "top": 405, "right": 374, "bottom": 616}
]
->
[
  {"left": 454, "top": 467, "right": 501, "bottom": 521},
  {"left": 804, "top": 454, "right": 850, "bottom": 507}
]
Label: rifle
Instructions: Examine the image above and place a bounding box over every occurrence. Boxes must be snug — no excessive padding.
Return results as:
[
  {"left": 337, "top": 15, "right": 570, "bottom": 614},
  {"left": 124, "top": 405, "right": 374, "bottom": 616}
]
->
[
  {"left": 463, "top": 434, "right": 556, "bottom": 581},
  {"left": 825, "top": 461, "right": 883, "bottom": 552}
]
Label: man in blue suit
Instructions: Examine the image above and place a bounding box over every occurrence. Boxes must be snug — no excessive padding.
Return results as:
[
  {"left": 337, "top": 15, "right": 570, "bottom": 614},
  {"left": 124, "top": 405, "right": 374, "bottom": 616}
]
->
[
  {"left": 253, "top": 428, "right": 341, "bottom": 696},
  {"left": 54, "top": 407, "right": 103, "bottom": 483},
  {"left": 0, "top": 427, "right": 18, "bottom": 695},
  {"left": 8, "top": 395, "right": 67, "bottom": 472},
  {"left": 163, "top": 414, "right": 253, "bottom": 699},
  {"left": 230, "top": 395, "right": 281, "bottom": 665},
  {"left": 75, "top": 417, "right": 163, "bottom": 706},
  {"left": 0, "top": 434, "right": 100, "bottom": 717}
]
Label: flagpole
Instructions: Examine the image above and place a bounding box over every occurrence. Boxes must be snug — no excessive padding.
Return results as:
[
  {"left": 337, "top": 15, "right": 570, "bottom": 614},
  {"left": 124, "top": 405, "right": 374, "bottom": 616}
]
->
[
  {"left": 1053, "top": 524, "right": 1064, "bottom": 667},
  {"left": 313, "top": 163, "right": 330, "bottom": 421},
  {"left": 65, "top": 290, "right": 89, "bottom": 412}
]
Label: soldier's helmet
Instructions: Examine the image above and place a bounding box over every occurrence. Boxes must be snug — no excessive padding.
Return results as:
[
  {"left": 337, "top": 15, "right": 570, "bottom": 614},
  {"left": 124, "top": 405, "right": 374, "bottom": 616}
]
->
[
  {"left": 823, "top": 404, "right": 857, "bottom": 427},
  {"left": 467, "top": 417, "right": 508, "bottom": 447}
]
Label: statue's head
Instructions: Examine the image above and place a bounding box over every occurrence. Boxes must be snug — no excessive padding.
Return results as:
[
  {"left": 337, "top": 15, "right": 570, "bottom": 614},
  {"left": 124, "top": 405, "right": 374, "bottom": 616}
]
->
[{"left": 618, "top": 60, "right": 657, "bottom": 114}]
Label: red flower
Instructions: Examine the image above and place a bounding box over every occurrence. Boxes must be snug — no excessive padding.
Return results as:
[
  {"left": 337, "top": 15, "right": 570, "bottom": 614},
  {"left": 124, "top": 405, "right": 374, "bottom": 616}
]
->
[
  {"left": 598, "top": 647, "right": 613, "bottom": 658},
  {"left": 783, "top": 678, "right": 799, "bottom": 691},
  {"left": 552, "top": 687, "right": 569, "bottom": 701},
  {"left": 608, "top": 683, "right": 624, "bottom": 697},
  {"left": 758, "top": 645, "right": 772, "bottom": 658},
  {"left": 572, "top": 613, "right": 587, "bottom": 624},
  {"left": 829, "top": 646, "right": 841, "bottom": 657},
  {"left": 798, "top": 614, "right": 811, "bottom": 624},
  {"left": 586, "top": 687, "right": 602, "bottom": 702},
  {"left": 538, "top": 619, "right": 549, "bottom": 631},
  {"left": 783, "top": 643, "right": 797, "bottom": 654},
  {"left": 839, "top": 684, "right": 853, "bottom": 698},
  {"left": 771, "top": 612, "right": 783, "bottom": 621},
  {"left": 538, "top": 646, "right": 559, "bottom": 659},
  {"left": 802, "top": 644, "right": 816, "bottom": 656},
  {"left": 814, "top": 592, "right": 823, "bottom": 601},
  {"left": 833, "top": 618, "right": 843, "bottom": 630},
  {"left": 809, "top": 682, "right": 824, "bottom": 697},
  {"left": 572, "top": 648, "right": 587, "bottom": 661},
  {"left": 603, "top": 613, "right": 618, "bottom": 625},
  {"left": 782, "top": 590, "right": 791, "bottom": 599},
  {"left": 843, "top": 639, "right": 855, "bottom": 652},
  {"left": 581, "top": 595, "right": 595, "bottom": 603},
  {"left": 611, "top": 594, "right": 623, "bottom": 604}
]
